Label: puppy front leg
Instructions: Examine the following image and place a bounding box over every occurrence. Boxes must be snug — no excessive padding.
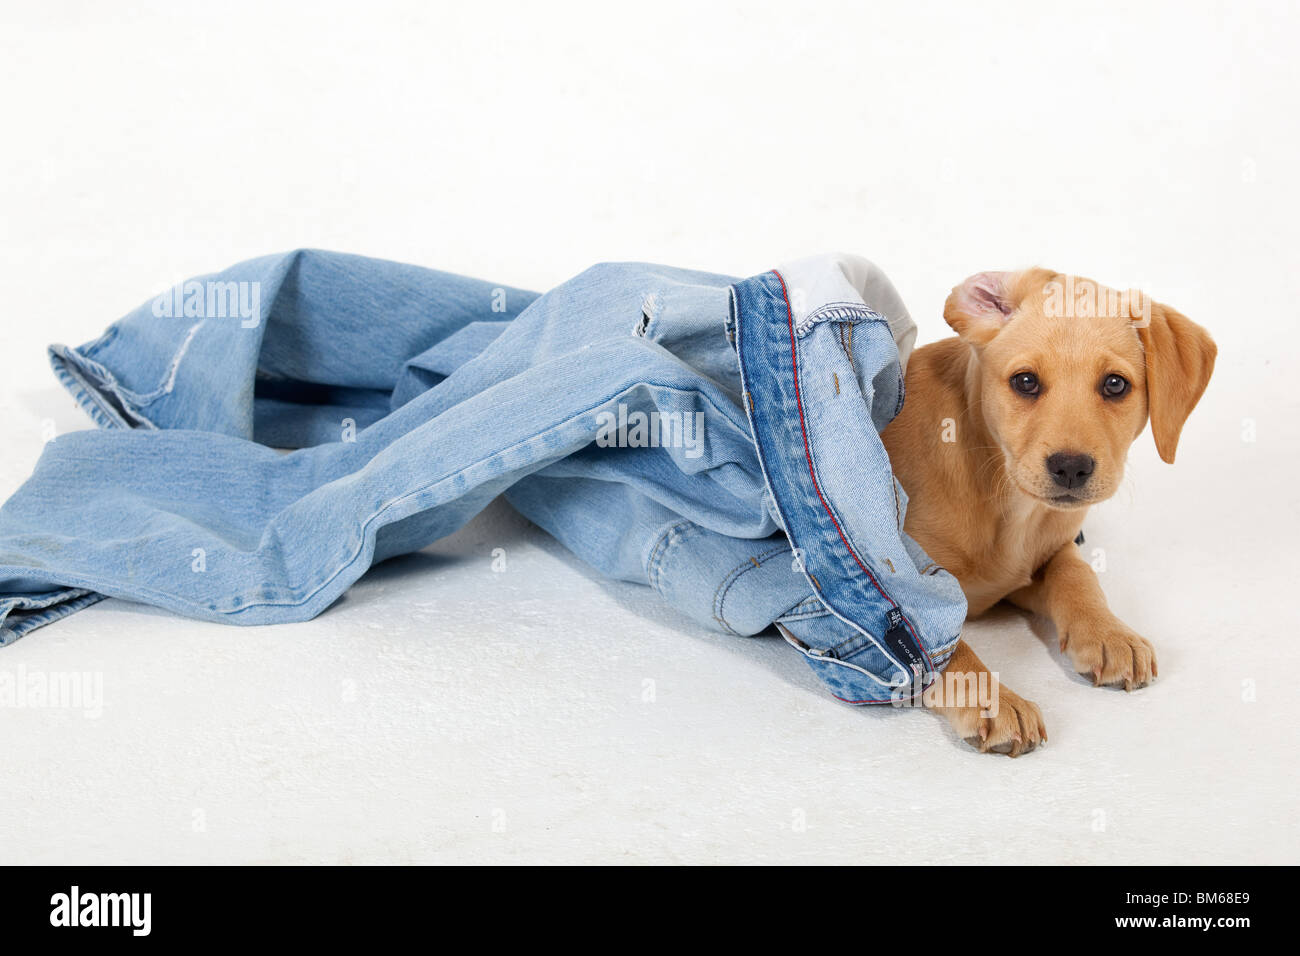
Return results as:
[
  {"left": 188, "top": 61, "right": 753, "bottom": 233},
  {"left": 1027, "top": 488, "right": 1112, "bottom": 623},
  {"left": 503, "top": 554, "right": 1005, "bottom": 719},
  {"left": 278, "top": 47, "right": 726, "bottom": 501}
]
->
[
  {"left": 928, "top": 639, "right": 1046, "bottom": 756},
  {"left": 1009, "top": 544, "right": 1157, "bottom": 690}
]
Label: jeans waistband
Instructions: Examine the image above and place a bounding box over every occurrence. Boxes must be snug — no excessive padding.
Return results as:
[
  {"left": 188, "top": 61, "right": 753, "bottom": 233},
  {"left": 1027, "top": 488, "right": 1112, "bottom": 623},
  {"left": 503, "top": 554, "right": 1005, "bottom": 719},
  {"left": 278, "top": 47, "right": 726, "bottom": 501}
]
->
[{"left": 730, "top": 260, "right": 967, "bottom": 690}]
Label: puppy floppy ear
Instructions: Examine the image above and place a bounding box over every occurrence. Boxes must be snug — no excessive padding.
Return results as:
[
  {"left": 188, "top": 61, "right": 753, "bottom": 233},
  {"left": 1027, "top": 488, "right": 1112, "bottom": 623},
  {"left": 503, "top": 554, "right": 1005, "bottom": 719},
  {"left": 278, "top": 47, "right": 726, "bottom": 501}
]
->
[
  {"left": 1138, "top": 302, "right": 1217, "bottom": 464},
  {"left": 943, "top": 272, "right": 1018, "bottom": 345}
]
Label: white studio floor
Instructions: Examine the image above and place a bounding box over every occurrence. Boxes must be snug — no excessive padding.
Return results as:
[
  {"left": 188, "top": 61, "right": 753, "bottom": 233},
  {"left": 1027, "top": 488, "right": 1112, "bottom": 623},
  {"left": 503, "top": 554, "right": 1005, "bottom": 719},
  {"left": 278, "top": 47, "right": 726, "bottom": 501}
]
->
[{"left": 1, "top": 1, "right": 1297, "bottom": 865}]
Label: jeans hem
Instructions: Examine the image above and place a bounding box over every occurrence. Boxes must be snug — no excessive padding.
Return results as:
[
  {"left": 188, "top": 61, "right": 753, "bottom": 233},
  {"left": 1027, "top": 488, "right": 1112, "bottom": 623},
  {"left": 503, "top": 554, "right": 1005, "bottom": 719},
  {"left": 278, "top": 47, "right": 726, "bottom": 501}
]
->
[
  {"left": 0, "top": 590, "right": 107, "bottom": 646},
  {"left": 48, "top": 343, "right": 158, "bottom": 431}
]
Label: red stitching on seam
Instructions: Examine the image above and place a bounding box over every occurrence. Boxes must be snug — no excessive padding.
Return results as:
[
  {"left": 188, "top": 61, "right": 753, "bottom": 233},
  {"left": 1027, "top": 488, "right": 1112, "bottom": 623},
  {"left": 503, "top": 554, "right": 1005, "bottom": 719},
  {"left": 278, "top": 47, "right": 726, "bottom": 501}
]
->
[{"left": 770, "top": 270, "right": 935, "bottom": 671}]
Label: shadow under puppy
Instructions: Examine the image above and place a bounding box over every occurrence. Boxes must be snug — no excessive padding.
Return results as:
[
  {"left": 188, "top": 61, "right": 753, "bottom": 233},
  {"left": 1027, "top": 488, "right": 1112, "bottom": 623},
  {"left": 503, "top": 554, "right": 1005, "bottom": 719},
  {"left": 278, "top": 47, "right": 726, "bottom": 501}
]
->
[{"left": 883, "top": 269, "right": 1216, "bottom": 756}]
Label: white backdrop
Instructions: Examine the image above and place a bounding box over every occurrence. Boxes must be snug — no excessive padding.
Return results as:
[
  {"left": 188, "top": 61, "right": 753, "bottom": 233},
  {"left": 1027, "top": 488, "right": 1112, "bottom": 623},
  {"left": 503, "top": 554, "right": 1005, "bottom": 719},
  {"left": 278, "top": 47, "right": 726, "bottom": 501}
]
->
[{"left": 1, "top": 0, "right": 1296, "bottom": 863}]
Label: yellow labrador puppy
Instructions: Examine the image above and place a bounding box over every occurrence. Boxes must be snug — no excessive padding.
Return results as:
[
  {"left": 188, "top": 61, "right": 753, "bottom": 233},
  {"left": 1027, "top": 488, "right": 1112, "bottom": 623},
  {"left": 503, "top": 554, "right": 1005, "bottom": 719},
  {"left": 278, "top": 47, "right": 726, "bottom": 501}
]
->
[{"left": 882, "top": 270, "right": 1216, "bottom": 756}]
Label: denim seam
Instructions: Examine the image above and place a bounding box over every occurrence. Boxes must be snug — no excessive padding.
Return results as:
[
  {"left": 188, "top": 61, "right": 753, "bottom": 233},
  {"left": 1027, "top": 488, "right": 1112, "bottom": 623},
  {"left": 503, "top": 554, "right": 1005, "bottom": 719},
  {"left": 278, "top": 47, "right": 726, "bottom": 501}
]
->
[
  {"left": 0, "top": 587, "right": 96, "bottom": 612},
  {"left": 776, "top": 269, "right": 935, "bottom": 673},
  {"left": 645, "top": 519, "right": 697, "bottom": 593},
  {"left": 773, "top": 608, "right": 829, "bottom": 623},
  {"left": 49, "top": 353, "right": 125, "bottom": 430},
  {"left": 837, "top": 322, "right": 856, "bottom": 373},
  {"left": 710, "top": 542, "right": 793, "bottom": 636},
  {"left": 788, "top": 332, "right": 908, "bottom": 671},
  {"left": 826, "top": 629, "right": 875, "bottom": 660},
  {"left": 797, "top": 631, "right": 960, "bottom": 706},
  {"left": 794, "top": 301, "right": 887, "bottom": 338},
  {"left": 775, "top": 594, "right": 825, "bottom": 619},
  {"left": 0, "top": 591, "right": 107, "bottom": 646},
  {"left": 48, "top": 345, "right": 158, "bottom": 430},
  {"left": 802, "top": 432, "right": 930, "bottom": 668},
  {"left": 724, "top": 287, "right": 738, "bottom": 349},
  {"left": 732, "top": 280, "right": 894, "bottom": 689},
  {"left": 931, "top": 635, "right": 959, "bottom": 660},
  {"left": 78, "top": 324, "right": 119, "bottom": 358},
  {"left": 62, "top": 348, "right": 158, "bottom": 409},
  {"left": 776, "top": 623, "right": 904, "bottom": 704}
]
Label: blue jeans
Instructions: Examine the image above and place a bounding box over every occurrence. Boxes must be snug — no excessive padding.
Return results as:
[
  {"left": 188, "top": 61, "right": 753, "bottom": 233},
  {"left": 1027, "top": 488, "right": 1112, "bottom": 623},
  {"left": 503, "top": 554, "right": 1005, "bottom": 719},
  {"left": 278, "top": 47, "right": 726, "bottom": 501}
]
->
[{"left": 0, "top": 250, "right": 966, "bottom": 703}]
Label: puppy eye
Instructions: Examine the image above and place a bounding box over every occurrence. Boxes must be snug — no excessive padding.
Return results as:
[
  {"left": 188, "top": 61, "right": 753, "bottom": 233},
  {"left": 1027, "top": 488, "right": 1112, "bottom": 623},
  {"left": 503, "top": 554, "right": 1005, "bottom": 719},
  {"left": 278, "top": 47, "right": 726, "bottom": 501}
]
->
[
  {"left": 1010, "top": 371, "right": 1040, "bottom": 396},
  {"left": 1102, "top": 374, "right": 1130, "bottom": 398}
]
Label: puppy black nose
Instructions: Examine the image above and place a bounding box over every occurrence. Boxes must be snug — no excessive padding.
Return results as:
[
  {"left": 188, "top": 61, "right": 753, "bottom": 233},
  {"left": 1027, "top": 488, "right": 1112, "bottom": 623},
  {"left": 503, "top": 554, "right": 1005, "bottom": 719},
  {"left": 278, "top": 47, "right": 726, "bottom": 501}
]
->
[{"left": 1046, "top": 452, "right": 1095, "bottom": 489}]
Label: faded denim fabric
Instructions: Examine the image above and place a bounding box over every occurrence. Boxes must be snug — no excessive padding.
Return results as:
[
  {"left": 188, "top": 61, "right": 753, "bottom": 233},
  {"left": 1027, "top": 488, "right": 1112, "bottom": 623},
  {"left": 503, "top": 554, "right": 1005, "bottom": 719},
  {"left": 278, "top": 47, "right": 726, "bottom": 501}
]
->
[{"left": 0, "top": 250, "right": 965, "bottom": 703}]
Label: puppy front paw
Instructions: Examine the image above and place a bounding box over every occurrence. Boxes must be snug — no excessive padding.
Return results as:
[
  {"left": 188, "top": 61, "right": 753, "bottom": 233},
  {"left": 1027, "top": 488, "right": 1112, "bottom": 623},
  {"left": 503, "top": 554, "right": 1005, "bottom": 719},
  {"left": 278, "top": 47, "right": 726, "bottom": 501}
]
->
[
  {"left": 1060, "top": 616, "right": 1157, "bottom": 690},
  {"left": 942, "top": 685, "right": 1046, "bottom": 757}
]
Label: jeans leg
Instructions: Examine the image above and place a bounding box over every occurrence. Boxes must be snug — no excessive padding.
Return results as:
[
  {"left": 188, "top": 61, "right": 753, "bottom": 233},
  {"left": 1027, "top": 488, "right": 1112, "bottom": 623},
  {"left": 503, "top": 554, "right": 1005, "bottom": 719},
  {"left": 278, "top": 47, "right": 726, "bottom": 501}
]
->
[{"left": 48, "top": 249, "right": 539, "bottom": 447}]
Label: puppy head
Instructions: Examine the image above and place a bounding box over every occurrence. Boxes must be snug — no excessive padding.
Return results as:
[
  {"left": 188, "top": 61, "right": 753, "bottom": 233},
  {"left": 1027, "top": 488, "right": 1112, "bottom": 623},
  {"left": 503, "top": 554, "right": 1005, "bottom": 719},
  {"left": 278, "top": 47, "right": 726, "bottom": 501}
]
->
[{"left": 944, "top": 270, "right": 1216, "bottom": 509}]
